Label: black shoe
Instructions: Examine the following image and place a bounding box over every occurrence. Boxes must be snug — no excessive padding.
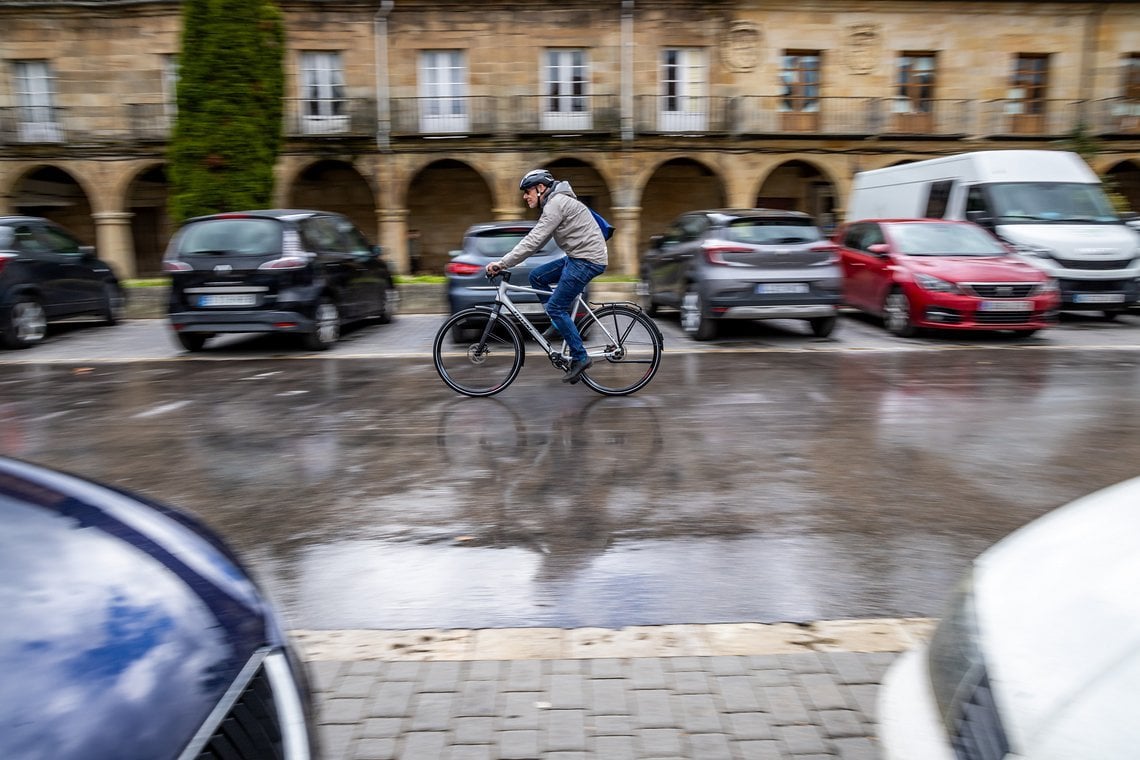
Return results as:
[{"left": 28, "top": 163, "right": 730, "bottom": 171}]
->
[
  {"left": 541, "top": 325, "right": 562, "bottom": 341},
  {"left": 562, "top": 357, "right": 592, "bottom": 384}
]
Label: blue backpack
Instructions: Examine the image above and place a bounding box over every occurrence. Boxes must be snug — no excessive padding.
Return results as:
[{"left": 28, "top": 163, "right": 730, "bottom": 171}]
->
[{"left": 588, "top": 207, "right": 615, "bottom": 241}]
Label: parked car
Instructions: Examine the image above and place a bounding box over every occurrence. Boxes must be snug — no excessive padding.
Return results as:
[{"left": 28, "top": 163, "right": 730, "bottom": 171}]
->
[
  {"left": 164, "top": 209, "right": 398, "bottom": 352},
  {"left": 0, "top": 215, "right": 125, "bottom": 349},
  {"left": 834, "top": 218, "right": 1060, "bottom": 337},
  {"left": 0, "top": 455, "right": 318, "bottom": 760},
  {"left": 638, "top": 209, "right": 842, "bottom": 340},
  {"left": 445, "top": 220, "right": 588, "bottom": 339},
  {"left": 878, "top": 475, "right": 1140, "bottom": 759}
]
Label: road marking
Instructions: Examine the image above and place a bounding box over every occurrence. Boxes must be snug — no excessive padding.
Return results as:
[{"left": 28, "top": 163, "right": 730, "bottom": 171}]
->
[
  {"left": 291, "top": 618, "right": 937, "bottom": 662},
  {"left": 132, "top": 400, "right": 192, "bottom": 418}
]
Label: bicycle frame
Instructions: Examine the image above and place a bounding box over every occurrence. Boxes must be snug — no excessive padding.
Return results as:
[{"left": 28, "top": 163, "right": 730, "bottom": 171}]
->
[{"left": 470, "top": 274, "right": 625, "bottom": 362}]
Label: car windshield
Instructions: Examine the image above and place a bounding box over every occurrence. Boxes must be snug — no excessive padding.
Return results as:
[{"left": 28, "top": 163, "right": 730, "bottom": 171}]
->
[
  {"left": 472, "top": 229, "right": 559, "bottom": 257},
  {"left": 177, "top": 219, "right": 281, "bottom": 256},
  {"left": 889, "top": 223, "right": 1008, "bottom": 256},
  {"left": 986, "top": 182, "right": 1119, "bottom": 223},
  {"left": 723, "top": 218, "right": 822, "bottom": 245}
]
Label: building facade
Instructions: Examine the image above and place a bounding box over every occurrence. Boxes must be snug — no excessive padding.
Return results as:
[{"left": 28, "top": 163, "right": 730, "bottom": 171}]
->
[{"left": 2, "top": 0, "right": 1140, "bottom": 278}]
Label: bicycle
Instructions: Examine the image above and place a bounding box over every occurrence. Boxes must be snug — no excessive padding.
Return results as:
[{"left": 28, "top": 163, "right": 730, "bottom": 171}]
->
[{"left": 432, "top": 270, "right": 663, "bottom": 397}]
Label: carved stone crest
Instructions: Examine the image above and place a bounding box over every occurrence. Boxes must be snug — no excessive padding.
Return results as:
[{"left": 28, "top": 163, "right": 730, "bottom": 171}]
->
[
  {"left": 844, "top": 23, "right": 881, "bottom": 75},
  {"left": 721, "top": 21, "right": 761, "bottom": 73}
]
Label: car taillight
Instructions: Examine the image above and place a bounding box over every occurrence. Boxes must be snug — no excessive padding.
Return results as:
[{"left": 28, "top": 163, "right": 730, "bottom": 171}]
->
[
  {"left": 446, "top": 261, "right": 484, "bottom": 276},
  {"left": 702, "top": 244, "right": 752, "bottom": 266},
  {"left": 0, "top": 252, "right": 15, "bottom": 273},
  {"left": 258, "top": 256, "right": 309, "bottom": 270},
  {"left": 163, "top": 260, "right": 192, "bottom": 272},
  {"left": 807, "top": 241, "right": 840, "bottom": 264}
]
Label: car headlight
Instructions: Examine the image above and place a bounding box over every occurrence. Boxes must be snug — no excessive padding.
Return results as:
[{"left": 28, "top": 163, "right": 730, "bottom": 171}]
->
[
  {"left": 926, "top": 572, "right": 1011, "bottom": 756},
  {"left": 1011, "top": 243, "right": 1056, "bottom": 260},
  {"left": 914, "top": 273, "right": 961, "bottom": 293}
]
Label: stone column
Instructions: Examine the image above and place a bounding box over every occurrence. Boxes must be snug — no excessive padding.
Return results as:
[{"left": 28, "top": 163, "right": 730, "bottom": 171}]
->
[
  {"left": 377, "top": 208, "right": 409, "bottom": 274},
  {"left": 92, "top": 211, "right": 136, "bottom": 279},
  {"left": 611, "top": 206, "right": 641, "bottom": 276},
  {"left": 492, "top": 206, "right": 521, "bottom": 222}
]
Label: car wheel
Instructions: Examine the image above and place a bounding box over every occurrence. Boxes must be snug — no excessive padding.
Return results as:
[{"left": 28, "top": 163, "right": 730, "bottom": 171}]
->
[
  {"left": 377, "top": 284, "right": 399, "bottom": 324},
  {"left": 809, "top": 316, "right": 837, "bottom": 337},
  {"left": 883, "top": 289, "right": 916, "bottom": 337},
  {"left": 101, "top": 283, "right": 126, "bottom": 325},
  {"left": 680, "top": 285, "right": 717, "bottom": 341},
  {"left": 302, "top": 298, "right": 340, "bottom": 350},
  {"left": 2, "top": 296, "right": 48, "bottom": 349},
  {"left": 176, "top": 332, "right": 209, "bottom": 352}
]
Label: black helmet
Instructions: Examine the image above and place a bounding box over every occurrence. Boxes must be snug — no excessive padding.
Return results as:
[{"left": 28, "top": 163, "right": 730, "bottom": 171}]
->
[{"left": 519, "top": 169, "right": 555, "bottom": 191}]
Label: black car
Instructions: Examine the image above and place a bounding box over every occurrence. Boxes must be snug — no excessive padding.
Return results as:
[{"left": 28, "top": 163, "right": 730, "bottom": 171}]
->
[
  {"left": 0, "top": 455, "right": 318, "bottom": 760},
  {"left": 0, "top": 216, "right": 125, "bottom": 349},
  {"left": 445, "top": 220, "right": 588, "bottom": 338},
  {"left": 164, "top": 209, "right": 398, "bottom": 352}
]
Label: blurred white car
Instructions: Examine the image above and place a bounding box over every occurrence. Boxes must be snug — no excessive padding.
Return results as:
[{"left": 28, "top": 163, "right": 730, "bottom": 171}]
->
[{"left": 878, "top": 476, "right": 1140, "bottom": 760}]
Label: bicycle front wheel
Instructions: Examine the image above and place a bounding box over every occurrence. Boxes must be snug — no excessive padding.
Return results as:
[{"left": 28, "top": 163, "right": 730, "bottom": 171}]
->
[
  {"left": 577, "top": 304, "right": 662, "bottom": 396},
  {"left": 433, "top": 309, "right": 524, "bottom": 397}
]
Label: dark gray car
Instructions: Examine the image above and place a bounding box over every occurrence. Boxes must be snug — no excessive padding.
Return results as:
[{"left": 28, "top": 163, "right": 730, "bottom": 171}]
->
[
  {"left": 445, "top": 221, "right": 588, "bottom": 330},
  {"left": 638, "top": 208, "right": 843, "bottom": 340}
]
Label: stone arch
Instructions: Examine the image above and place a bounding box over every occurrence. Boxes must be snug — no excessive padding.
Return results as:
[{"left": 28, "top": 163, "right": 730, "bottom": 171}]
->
[
  {"left": 122, "top": 162, "right": 172, "bottom": 277},
  {"left": 406, "top": 159, "right": 495, "bottom": 274},
  {"left": 638, "top": 157, "right": 727, "bottom": 253},
  {"left": 1101, "top": 159, "right": 1140, "bottom": 212},
  {"left": 542, "top": 157, "right": 614, "bottom": 220},
  {"left": 286, "top": 159, "right": 378, "bottom": 242},
  {"left": 7, "top": 164, "right": 97, "bottom": 244},
  {"left": 755, "top": 159, "right": 842, "bottom": 231}
]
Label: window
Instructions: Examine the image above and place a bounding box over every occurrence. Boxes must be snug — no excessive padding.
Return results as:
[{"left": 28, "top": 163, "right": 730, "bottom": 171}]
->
[
  {"left": 300, "top": 52, "right": 347, "bottom": 134},
  {"left": 780, "top": 52, "right": 821, "bottom": 113},
  {"left": 164, "top": 55, "right": 179, "bottom": 116},
  {"left": 1116, "top": 53, "right": 1140, "bottom": 126},
  {"left": 660, "top": 48, "right": 707, "bottom": 131},
  {"left": 896, "top": 53, "right": 936, "bottom": 114},
  {"left": 1009, "top": 54, "right": 1049, "bottom": 115},
  {"left": 419, "top": 50, "right": 468, "bottom": 133},
  {"left": 12, "top": 61, "right": 62, "bottom": 142},
  {"left": 924, "top": 180, "right": 955, "bottom": 218},
  {"left": 543, "top": 49, "right": 590, "bottom": 130}
]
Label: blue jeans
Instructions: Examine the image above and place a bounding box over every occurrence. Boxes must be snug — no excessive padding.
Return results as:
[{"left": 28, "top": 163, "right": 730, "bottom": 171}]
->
[{"left": 529, "top": 257, "right": 606, "bottom": 362}]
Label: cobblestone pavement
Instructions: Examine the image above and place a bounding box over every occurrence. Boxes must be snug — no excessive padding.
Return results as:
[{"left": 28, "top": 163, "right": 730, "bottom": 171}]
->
[{"left": 298, "top": 620, "right": 935, "bottom": 759}]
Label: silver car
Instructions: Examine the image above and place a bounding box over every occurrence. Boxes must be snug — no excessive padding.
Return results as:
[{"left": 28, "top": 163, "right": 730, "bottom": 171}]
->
[{"left": 638, "top": 209, "right": 843, "bottom": 340}]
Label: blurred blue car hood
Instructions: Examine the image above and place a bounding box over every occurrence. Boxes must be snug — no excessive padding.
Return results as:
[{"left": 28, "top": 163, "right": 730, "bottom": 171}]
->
[{"left": 0, "top": 457, "right": 274, "bottom": 760}]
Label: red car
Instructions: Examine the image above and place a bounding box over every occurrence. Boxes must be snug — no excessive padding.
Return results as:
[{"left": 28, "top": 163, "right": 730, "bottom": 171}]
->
[{"left": 834, "top": 219, "right": 1060, "bottom": 337}]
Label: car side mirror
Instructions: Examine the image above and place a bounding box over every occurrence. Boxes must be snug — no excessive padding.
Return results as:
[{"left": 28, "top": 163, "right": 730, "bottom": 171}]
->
[
  {"left": 868, "top": 243, "right": 891, "bottom": 256},
  {"left": 78, "top": 245, "right": 97, "bottom": 260},
  {"left": 0, "top": 227, "right": 14, "bottom": 250},
  {"left": 966, "top": 210, "right": 993, "bottom": 228},
  {"left": 649, "top": 234, "right": 664, "bottom": 249}
]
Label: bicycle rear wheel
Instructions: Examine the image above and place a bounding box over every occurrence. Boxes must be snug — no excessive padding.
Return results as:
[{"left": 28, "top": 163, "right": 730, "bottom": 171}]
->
[
  {"left": 576, "top": 304, "right": 662, "bottom": 396},
  {"left": 433, "top": 309, "right": 524, "bottom": 397}
]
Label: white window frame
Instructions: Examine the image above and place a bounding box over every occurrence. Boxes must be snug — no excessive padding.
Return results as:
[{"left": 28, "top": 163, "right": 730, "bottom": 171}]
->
[
  {"left": 542, "top": 49, "right": 590, "bottom": 131},
  {"left": 13, "top": 61, "right": 63, "bottom": 143},
  {"left": 419, "top": 50, "right": 468, "bottom": 133},
  {"left": 163, "top": 55, "right": 180, "bottom": 118},
  {"left": 659, "top": 48, "right": 707, "bottom": 131},
  {"left": 300, "top": 51, "right": 348, "bottom": 134}
]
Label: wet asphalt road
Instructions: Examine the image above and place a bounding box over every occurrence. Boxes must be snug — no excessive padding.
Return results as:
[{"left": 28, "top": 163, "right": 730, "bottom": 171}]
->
[{"left": 1, "top": 312, "right": 1140, "bottom": 630}]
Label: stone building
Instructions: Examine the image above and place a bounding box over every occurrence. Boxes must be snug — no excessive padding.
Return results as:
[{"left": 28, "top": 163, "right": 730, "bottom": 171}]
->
[{"left": 1, "top": 0, "right": 1139, "bottom": 278}]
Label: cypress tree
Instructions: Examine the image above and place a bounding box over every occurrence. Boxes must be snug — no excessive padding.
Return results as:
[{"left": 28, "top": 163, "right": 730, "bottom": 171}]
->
[{"left": 169, "top": 0, "right": 285, "bottom": 222}]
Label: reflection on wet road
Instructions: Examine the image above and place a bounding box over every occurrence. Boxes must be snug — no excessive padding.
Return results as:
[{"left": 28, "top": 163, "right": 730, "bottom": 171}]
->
[{"left": 2, "top": 349, "right": 1138, "bottom": 630}]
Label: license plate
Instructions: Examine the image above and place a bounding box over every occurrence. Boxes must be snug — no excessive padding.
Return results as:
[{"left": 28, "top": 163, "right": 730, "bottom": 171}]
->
[
  {"left": 199, "top": 293, "right": 257, "bottom": 307},
  {"left": 756, "top": 282, "right": 809, "bottom": 295},
  {"left": 515, "top": 303, "right": 545, "bottom": 314},
  {"left": 1073, "top": 293, "right": 1126, "bottom": 304},
  {"left": 979, "top": 300, "right": 1032, "bottom": 312}
]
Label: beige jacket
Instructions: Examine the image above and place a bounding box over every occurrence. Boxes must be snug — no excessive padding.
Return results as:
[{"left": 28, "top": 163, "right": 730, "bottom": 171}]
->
[{"left": 499, "top": 181, "right": 608, "bottom": 269}]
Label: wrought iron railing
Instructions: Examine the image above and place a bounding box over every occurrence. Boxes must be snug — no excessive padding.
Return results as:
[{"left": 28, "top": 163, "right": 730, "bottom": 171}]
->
[{"left": 0, "top": 96, "right": 1137, "bottom": 147}]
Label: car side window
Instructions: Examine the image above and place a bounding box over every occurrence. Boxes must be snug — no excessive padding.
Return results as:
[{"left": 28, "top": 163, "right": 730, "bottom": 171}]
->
[
  {"left": 335, "top": 219, "right": 372, "bottom": 256},
  {"left": 35, "top": 224, "right": 83, "bottom": 255},
  {"left": 863, "top": 224, "right": 885, "bottom": 249},
  {"left": 679, "top": 215, "right": 706, "bottom": 242},
  {"left": 965, "top": 186, "right": 990, "bottom": 215},
  {"left": 842, "top": 224, "right": 864, "bottom": 250},
  {"left": 661, "top": 221, "right": 685, "bottom": 245},
  {"left": 302, "top": 218, "right": 346, "bottom": 254},
  {"left": 13, "top": 225, "right": 48, "bottom": 255}
]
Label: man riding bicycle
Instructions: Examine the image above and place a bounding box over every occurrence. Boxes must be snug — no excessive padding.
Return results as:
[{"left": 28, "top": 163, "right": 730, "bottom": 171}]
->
[{"left": 484, "top": 169, "right": 608, "bottom": 384}]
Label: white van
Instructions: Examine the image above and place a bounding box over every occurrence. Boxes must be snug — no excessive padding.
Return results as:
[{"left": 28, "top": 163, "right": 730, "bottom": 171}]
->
[{"left": 846, "top": 150, "right": 1140, "bottom": 314}]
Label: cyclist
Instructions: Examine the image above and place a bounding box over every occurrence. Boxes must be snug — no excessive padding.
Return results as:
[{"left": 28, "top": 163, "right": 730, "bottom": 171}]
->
[{"left": 485, "top": 169, "right": 608, "bottom": 384}]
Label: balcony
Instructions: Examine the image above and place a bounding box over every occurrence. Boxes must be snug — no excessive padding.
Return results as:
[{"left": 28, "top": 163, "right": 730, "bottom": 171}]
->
[{"left": 0, "top": 95, "right": 1138, "bottom": 149}]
